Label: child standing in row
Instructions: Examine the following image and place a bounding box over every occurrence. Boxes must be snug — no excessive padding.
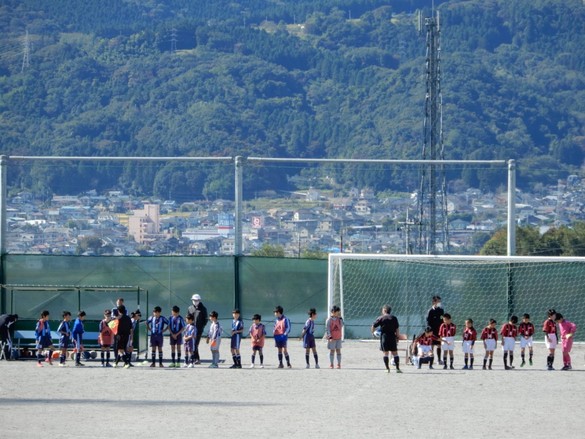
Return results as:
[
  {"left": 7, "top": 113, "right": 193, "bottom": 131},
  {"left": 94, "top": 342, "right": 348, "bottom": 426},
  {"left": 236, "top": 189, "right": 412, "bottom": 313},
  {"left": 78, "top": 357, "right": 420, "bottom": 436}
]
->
[
  {"left": 98, "top": 309, "right": 114, "bottom": 367},
  {"left": 300, "top": 308, "right": 319, "bottom": 369},
  {"left": 169, "top": 306, "right": 186, "bottom": 368},
  {"left": 249, "top": 314, "right": 266, "bottom": 368},
  {"left": 500, "top": 315, "right": 518, "bottom": 370},
  {"left": 462, "top": 318, "right": 477, "bottom": 370},
  {"left": 207, "top": 311, "right": 222, "bottom": 368},
  {"left": 230, "top": 309, "right": 244, "bottom": 369},
  {"left": 326, "top": 305, "right": 344, "bottom": 369},
  {"left": 57, "top": 311, "right": 71, "bottom": 367},
  {"left": 273, "top": 305, "right": 291, "bottom": 369},
  {"left": 35, "top": 310, "right": 54, "bottom": 367},
  {"left": 543, "top": 308, "right": 557, "bottom": 371},
  {"left": 147, "top": 306, "right": 169, "bottom": 367},
  {"left": 518, "top": 313, "right": 534, "bottom": 367},
  {"left": 72, "top": 311, "right": 86, "bottom": 367},
  {"left": 183, "top": 314, "right": 197, "bottom": 368},
  {"left": 439, "top": 313, "right": 456, "bottom": 369},
  {"left": 555, "top": 313, "right": 577, "bottom": 371},
  {"left": 481, "top": 319, "right": 498, "bottom": 370}
]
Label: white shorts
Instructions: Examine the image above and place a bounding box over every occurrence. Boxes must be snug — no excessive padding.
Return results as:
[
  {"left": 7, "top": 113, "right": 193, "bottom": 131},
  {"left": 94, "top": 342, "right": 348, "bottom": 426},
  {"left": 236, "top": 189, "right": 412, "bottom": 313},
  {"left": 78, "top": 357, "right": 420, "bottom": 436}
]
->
[
  {"left": 502, "top": 337, "right": 516, "bottom": 352},
  {"left": 545, "top": 333, "right": 557, "bottom": 349},
  {"left": 442, "top": 336, "right": 455, "bottom": 351},
  {"left": 520, "top": 336, "right": 533, "bottom": 349},
  {"left": 418, "top": 345, "right": 432, "bottom": 356},
  {"left": 484, "top": 339, "right": 496, "bottom": 352},
  {"left": 462, "top": 340, "right": 474, "bottom": 354}
]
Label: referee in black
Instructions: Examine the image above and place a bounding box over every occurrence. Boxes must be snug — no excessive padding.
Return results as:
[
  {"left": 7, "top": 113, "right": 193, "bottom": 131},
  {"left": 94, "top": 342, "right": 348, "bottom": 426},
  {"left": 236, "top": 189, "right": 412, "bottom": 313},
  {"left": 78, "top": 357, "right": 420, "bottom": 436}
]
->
[{"left": 371, "top": 305, "right": 402, "bottom": 373}]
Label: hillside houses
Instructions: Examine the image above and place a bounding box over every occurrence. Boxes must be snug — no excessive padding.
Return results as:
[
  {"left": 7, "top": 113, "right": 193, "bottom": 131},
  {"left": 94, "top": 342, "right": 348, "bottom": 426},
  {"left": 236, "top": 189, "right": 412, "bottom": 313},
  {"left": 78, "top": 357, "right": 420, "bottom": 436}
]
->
[{"left": 4, "top": 177, "right": 585, "bottom": 256}]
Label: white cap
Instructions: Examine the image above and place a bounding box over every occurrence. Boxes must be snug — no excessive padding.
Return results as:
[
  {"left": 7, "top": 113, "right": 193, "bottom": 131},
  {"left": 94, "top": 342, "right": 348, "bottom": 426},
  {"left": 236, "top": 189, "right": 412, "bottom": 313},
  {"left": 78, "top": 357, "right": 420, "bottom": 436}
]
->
[{"left": 191, "top": 294, "right": 201, "bottom": 301}]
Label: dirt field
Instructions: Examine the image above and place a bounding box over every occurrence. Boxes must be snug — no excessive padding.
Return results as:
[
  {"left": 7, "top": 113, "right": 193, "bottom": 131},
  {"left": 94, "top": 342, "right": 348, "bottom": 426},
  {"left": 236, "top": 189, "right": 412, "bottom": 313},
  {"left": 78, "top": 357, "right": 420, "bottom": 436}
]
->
[{"left": 1, "top": 339, "right": 583, "bottom": 438}]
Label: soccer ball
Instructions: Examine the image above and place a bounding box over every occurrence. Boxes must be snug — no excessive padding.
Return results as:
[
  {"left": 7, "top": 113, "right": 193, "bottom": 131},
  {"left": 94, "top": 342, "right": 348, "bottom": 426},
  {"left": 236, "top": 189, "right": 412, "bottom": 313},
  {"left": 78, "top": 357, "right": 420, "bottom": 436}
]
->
[
  {"left": 373, "top": 328, "right": 381, "bottom": 338},
  {"left": 89, "top": 350, "right": 97, "bottom": 359}
]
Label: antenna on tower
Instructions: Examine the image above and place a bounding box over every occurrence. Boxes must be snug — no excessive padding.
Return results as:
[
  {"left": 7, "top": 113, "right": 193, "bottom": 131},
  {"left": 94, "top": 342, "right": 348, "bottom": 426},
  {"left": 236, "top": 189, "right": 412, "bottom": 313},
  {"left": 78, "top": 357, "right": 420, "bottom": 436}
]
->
[
  {"left": 21, "top": 29, "right": 30, "bottom": 72},
  {"left": 170, "top": 28, "right": 177, "bottom": 53},
  {"left": 415, "top": 8, "right": 449, "bottom": 255}
]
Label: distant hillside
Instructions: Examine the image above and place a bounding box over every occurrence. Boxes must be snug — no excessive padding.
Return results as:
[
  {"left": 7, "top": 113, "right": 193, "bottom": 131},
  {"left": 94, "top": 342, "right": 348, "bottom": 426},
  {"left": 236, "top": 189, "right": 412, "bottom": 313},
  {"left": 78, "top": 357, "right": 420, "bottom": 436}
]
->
[{"left": 0, "top": 0, "right": 584, "bottom": 199}]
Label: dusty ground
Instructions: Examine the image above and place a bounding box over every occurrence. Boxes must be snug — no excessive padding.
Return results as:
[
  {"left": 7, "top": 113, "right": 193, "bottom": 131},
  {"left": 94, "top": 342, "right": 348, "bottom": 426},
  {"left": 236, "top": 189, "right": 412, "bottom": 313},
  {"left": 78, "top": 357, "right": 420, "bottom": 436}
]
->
[{"left": 0, "top": 339, "right": 583, "bottom": 438}]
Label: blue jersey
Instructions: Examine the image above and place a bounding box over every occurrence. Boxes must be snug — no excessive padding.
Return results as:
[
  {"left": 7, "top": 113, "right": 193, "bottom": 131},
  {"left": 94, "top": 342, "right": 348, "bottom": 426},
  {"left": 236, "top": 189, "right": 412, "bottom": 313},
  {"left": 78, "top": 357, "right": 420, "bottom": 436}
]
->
[
  {"left": 35, "top": 319, "right": 51, "bottom": 339},
  {"left": 57, "top": 320, "right": 71, "bottom": 344},
  {"left": 303, "top": 318, "right": 315, "bottom": 336},
  {"left": 184, "top": 324, "right": 197, "bottom": 350},
  {"left": 147, "top": 315, "right": 169, "bottom": 334},
  {"left": 72, "top": 318, "right": 85, "bottom": 337},
  {"left": 273, "top": 315, "right": 291, "bottom": 340},
  {"left": 168, "top": 315, "right": 186, "bottom": 335}
]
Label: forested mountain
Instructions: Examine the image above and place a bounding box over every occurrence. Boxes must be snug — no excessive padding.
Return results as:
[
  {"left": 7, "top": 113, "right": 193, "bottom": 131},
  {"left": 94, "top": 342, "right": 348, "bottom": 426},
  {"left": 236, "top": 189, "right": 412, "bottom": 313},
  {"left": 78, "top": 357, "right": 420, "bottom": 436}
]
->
[{"left": 0, "top": 0, "right": 584, "bottom": 200}]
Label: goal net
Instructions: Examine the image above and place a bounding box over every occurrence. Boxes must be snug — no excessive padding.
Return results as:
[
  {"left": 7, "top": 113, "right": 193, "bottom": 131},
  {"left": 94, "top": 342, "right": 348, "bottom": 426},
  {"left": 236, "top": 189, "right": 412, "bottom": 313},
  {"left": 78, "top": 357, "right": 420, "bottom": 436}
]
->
[{"left": 328, "top": 254, "right": 585, "bottom": 340}]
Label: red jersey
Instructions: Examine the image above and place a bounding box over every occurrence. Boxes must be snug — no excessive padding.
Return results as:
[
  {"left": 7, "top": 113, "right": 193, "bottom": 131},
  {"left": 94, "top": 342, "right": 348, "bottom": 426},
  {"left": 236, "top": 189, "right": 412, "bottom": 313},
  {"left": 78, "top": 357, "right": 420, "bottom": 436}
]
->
[
  {"left": 500, "top": 322, "right": 518, "bottom": 338},
  {"left": 416, "top": 334, "right": 439, "bottom": 346},
  {"left": 463, "top": 327, "right": 477, "bottom": 341},
  {"left": 481, "top": 327, "right": 498, "bottom": 341},
  {"left": 542, "top": 319, "right": 557, "bottom": 334},
  {"left": 518, "top": 322, "right": 535, "bottom": 337},
  {"left": 439, "top": 322, "right": 456, "bottom": 337}
]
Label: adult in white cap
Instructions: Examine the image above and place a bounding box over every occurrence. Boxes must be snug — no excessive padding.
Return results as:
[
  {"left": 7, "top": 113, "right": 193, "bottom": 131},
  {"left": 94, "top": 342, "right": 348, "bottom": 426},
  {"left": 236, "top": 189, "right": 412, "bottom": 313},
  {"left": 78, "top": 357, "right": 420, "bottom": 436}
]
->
[{"left": 187, "top": 293, "right": 208, "bottom": 364}]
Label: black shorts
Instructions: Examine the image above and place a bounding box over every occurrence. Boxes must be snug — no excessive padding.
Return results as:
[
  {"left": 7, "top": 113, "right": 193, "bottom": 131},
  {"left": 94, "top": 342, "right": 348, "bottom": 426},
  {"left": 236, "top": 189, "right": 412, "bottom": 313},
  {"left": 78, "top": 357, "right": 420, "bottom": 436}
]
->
[
  {"left": 117, "top": 334, "right": 130, "bottom": 351},
  {"left": 380, "top": 333, "right": 397, "bottom": 352}
]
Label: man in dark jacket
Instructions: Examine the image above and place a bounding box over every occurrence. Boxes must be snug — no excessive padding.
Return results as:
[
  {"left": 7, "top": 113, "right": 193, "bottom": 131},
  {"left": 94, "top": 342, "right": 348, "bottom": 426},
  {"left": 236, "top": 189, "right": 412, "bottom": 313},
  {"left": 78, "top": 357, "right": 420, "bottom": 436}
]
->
[
  {"left": 0, "top": 314, "right": 18, "bottom": 360},
  {"left": 426, "top": 295, "right": 444, "bottom": 364},
  {"left": 115, "top": 305, "right": 134, "bottom": 368},
  {"left": 187, "top": 293, "right": 207, "bottom": 364}
]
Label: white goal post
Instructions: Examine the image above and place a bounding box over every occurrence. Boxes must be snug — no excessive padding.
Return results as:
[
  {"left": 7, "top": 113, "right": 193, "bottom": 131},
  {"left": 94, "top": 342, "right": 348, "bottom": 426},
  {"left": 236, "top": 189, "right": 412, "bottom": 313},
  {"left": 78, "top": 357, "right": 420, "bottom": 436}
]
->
[{"left": 328, "top": 254, "right": 585, "bottom": 340}]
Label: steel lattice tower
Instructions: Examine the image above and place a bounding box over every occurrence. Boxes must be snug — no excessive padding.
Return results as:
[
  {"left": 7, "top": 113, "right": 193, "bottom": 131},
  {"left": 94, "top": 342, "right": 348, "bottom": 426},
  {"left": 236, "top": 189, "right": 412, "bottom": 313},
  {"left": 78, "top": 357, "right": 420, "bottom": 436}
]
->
[{"left": 417, "top": 10, "right": 449, "bottom": 254}]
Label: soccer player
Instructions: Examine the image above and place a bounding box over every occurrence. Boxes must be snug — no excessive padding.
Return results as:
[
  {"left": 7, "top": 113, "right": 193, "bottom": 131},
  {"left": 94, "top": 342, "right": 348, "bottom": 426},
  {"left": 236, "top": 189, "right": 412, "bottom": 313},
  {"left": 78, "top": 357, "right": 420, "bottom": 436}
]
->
[
  {"left": 72, "top": 311, "right": 86, "bottom": 367},
  {"left": 371, "top": 304, "right": 402, "bottom": 374},
  {"left": 98, "top": 309, "right": 114, "bottom": 367},
  {"left": 183, "top": 314, "right": 197, "bottom": 368},
  {"left": 415, "top": 326, "right": 438, "bottom": 369},
  {"left": 543, "top": 308, "right": 557, "bottom": 371},
  {"left": 0, "top": 313, "right": 18, "bottom": 360},
  {"left": 230, "top": 309, "right": 244, "bottom": 368},
  {"left": 147, "top": 306, "right": 169, "bottom": 367},
  {"left": 439, "top": 313, "right": 456, "bottom": 369},
  {"left": 300, "top": 308, "right": 319, "bottom": 369},
  {"left": 462, "top": 318, "right": 477, "bottom": 370},
  {"left": 249, "top": 314, "right": 266, "bottom": 368},
  {"left": 500, "top": 315, "right": 518, "bottom": 370},
  {"left": 57, "top": 311, "right": 71, "bottom": 367},
  {"left": 518, "top": 313, "right": 535, "bottom": 367},
  {"left": 35, "top": 310, "right": 55, "bottom": 367},
  {"left": 206, "top": 311, "right": 222, "bottom": 368},
  {"left": 273, "top": 305, "right": 292, "bottom": 369},
  {"left": 426, "top": 296, "right": 444, "bottom": 364},
  {"left": 326, "top": 305, "right": 344, "bottom": 369},
  {"left": 187, "top": 293, "right": 208, "bottom": 364},
  {"left": 168, "top": 305, "right": 186, "bottom": 368},
  {"left": 555, "top": 312, "right": 577, "bottom": 371},
  {"left": 481, "top": 319, "right": 498, "bottom": 370}
]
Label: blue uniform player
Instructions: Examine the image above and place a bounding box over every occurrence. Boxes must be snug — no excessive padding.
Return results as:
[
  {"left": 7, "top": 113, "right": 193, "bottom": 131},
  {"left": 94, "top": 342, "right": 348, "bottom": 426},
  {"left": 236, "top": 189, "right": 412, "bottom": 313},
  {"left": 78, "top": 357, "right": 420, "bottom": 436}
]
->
[
  {"left": 230, "top": 309, "right": 244, "bottom": 369},
  {"left": 57, "top": 311, "right": 72, "bottom": 367},
  {"left": 35, "top": 310, "right": 54, "bottom": 367},
  {"left": 147, "top": 306, "right": 169, "bottom": 367},
  {"left": 183, "top": 314, "right": 197, "bottom": 368},
  {"left": 300, "top": 308, "right": 319, "bottom": 369},
  {"left": 168, "top": 306, "right": 186, "bottom": 367},
  {"left": 72, "top": 311, "right": 86, "bottom": 367}
]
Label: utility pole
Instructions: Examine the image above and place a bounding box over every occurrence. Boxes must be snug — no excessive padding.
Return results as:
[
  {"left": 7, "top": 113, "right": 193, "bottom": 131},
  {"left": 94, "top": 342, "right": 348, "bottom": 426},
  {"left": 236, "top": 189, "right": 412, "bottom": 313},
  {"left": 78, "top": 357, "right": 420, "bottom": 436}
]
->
[
  {"left": 416, "top": 8, "right": 448, "bottom": 255},
  {"left": 21, "top": 29, "right": 30, "bottom": 72},
  {"left": 170, "top": 28, "right": 177, "bottom": 53}
]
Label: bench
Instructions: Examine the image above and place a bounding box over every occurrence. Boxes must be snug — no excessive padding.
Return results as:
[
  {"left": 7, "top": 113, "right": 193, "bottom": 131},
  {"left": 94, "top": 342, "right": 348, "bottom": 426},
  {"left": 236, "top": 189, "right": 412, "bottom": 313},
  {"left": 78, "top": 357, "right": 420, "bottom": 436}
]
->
[{"left": 13, "top": 330, "right": 101, "bottom": 357}]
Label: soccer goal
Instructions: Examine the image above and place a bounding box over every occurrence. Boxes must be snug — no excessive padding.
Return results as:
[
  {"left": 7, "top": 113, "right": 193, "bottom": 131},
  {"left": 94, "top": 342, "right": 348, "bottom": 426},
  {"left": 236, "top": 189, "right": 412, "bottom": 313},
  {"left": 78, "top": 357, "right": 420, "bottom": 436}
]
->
[{"left": 328, "top": 254, "right": 585, "bottom": 340}]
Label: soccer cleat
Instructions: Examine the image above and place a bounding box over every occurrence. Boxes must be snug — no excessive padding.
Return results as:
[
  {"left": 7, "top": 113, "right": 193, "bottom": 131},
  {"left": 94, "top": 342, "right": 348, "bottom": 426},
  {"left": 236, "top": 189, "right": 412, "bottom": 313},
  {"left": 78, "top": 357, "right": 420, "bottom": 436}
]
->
[
  {"left": 469, "top": 366, "right": 473, "bottom": 370},
  {"left": 520, "top": 361, "right": 525, "bottom": 367},
  {"left": 229, "top": 364, "right": 238, "bottom": 369},
  {"left": 548, "top": 366, "right": 555, "bottom": 371},
  {"left": 106, "top": 363, "right": 112, "bottom": 368},
  {"left": 443, "top": 364, "right": 447, "bottom": 370},
  {"left": 249, "top": 364, "right": 255, "bottom": 368},
  {"left": 482, "top": 365, "right": 487, "bottom": 370},
  {"left": 101, "top": 363, "right": 106, "bottom": 368},
  {"left": 561, "top": 365, "right": 570, "bottom": 371},
  {"left": 159, "top": 363, "right": 164, "bottom": 368},
  {"left": 450, "top": 365, "right": 454, "bottom": 370},
  {"left": 150, "top": 363, "right": 156, "bottom": 367},
  {"left": 287, "top": 364, "right": 292, "bottom": 369},
  {"left": 278, "top": 364, "right": 284, "bottom": 369},
  {"left": 396, "top": 369, "right": 403, "bottom": 373},
  {"left": 208, "top": 363, "right": 218, "bottom": 368},
  {"left": 306, "top": 364, "right": 310, "bottom": 369},
  {"left": 59, "top": 363, "right": 66, "bottom": 367},
  {"left": 505, "top": 366, "right": 511, "bottom": 370},
  {"left": 386, "top": 368, "right": 390, "bottom": 373},
  {"left": 462, "top": 365, "right": 468, "bottom": 370},
  {"left": 259, "top": 365, "right": 264, "bottom": 369},
  {"left": 488, "top": 366, "right": 492, "bottom": 370},
  {"left": 336, "top": 364, "right": 341, "bottom": 369},
  {"left": 75, "top": 362, "right": 84, "bottom": 367},
  {"left": 529, "top": 359, "right": 533, "bottom": 366},
  {"left": 315, "top": 364, "right": 320, "bottom": 369},
  {"left": 330, "top": 364, "right": 334, "bottom": 369},
  {"left": 429, "top": 365, "right": 433, "bottom": 369},
  {"left": 37, "top": 362, "right": 43, "bottom": 367},
  {"left": 193, "top": 360, "right": 201, "bottom": 365},
  {"left": 124, "top": 364, "right": 131, "bottom": 369},
  {"left": 188, "top": 364, "right": 194, "bottom": 368}
]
